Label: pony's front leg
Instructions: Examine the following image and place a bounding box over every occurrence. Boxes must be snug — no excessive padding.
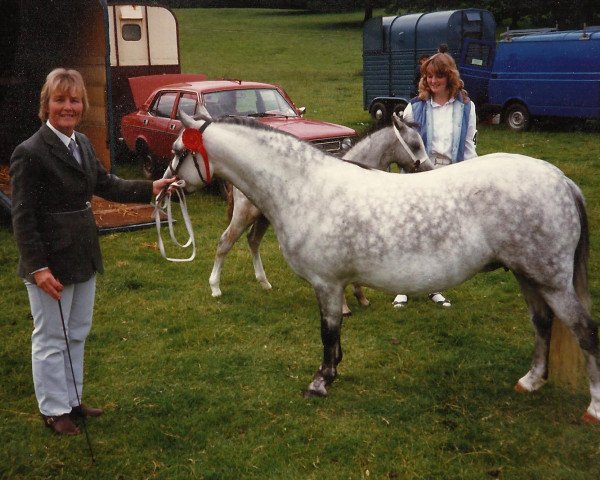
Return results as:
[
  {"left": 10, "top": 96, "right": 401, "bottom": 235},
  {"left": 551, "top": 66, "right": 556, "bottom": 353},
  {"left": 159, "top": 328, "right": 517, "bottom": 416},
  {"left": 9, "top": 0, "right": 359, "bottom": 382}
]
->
[
  {"left": 305, "top": 283, "right": 344, "bottom": 397},
  {"left": 247, "top": 215, "right": 272, "bottom": 290},
  {"left": 209, "top": 196, "right": 261, "bottom": 297},
  {"left": 209, "top": 223, "right": 247, "bottom": 297}
]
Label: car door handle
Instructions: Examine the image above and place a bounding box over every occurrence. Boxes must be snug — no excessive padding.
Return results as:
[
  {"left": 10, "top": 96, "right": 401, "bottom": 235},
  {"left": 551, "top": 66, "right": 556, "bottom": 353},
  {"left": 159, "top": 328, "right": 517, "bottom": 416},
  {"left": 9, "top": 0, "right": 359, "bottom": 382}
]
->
[
  {"left": 143, "top": 119, "right": 149, "bottom": 126},
  {"left": 169, "top": 124, "right": 178, "bottom": 130}
]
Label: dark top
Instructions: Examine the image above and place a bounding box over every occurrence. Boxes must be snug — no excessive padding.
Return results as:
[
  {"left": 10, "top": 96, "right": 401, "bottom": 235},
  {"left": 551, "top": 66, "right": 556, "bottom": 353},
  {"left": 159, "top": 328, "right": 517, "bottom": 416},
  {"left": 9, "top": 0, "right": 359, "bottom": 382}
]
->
[{"left": 10, "top": 124, "right": 152, "bottom": 284}]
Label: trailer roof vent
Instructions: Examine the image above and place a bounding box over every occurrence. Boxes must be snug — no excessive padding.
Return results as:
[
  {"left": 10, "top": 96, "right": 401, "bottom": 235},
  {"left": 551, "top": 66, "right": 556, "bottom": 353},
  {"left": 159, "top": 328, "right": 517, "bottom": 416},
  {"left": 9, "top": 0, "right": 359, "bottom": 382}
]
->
[{"left": 118, "top": 5, "right": 144, "bottom": 20}]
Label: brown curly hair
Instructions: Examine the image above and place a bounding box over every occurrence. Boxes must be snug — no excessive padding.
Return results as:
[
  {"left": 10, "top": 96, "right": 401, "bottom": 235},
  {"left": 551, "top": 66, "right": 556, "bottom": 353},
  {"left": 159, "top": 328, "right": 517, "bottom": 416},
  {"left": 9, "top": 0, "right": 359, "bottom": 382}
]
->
[{"left": 417, "top": 53, "right": 468, "bottom": 102}]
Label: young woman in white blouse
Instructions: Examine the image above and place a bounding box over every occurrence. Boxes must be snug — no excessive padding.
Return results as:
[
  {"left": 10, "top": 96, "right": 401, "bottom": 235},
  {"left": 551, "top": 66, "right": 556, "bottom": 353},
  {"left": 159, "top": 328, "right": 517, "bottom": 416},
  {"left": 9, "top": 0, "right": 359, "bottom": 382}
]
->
[{"left": 393, "top": 47, "right": 477, "bottom": 309}]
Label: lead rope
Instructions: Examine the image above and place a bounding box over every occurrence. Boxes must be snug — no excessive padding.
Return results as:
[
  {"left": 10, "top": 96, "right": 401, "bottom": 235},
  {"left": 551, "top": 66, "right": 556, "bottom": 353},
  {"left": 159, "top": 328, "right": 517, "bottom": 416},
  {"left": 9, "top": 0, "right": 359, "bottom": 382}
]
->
[{"left": 152, "top": 179, "right": 196, "bottom": 262}]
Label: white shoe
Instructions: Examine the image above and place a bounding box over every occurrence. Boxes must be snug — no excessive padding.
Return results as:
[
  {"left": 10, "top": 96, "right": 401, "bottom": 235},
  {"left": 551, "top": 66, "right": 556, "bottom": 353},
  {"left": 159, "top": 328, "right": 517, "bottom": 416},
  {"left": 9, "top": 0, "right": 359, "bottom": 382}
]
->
[
  {"left": 429, "top": 292, "right": 451, "bottom": 307},
  {"left": 392, "top": 294, "right": 408, "bottom": 308}
]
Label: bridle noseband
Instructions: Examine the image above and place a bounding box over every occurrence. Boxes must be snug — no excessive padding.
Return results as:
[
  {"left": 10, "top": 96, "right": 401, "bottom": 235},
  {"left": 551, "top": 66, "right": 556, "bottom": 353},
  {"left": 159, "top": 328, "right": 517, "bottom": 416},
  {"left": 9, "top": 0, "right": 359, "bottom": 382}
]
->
[
  {"left": 168, "top": 120, "right": 212, "bottom": 186},
  {"left": 392, "top": 122, "right": 428, "bottom": 172}
]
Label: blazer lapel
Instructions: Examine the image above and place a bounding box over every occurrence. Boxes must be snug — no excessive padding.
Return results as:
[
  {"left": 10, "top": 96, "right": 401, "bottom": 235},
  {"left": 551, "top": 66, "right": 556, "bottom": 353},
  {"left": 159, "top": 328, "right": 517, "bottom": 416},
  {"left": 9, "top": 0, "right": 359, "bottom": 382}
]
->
[
  {"left": 74, "top": 132, "right": 93, "bottom": 173},
  {"left": 40, "top": 124, "right": 84, "bottom": 173}
]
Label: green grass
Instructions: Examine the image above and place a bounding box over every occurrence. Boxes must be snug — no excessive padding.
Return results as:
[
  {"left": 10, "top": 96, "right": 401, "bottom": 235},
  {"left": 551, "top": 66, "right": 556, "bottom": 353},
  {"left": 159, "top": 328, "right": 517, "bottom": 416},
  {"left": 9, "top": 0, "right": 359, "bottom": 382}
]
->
[{"left": 2, "top": 8, "right": 600, "bottom": 480}]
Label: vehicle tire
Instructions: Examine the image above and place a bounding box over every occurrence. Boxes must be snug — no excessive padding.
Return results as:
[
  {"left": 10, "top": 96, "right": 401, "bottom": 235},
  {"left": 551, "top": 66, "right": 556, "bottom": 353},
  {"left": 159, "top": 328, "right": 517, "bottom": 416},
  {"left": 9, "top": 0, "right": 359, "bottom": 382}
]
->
[
  {"left": 504, "top": 103, "right": 531, "bottom": 132},
  {"left": 114, "top": 140, "right": 134, "bottom": 164},
  {"left": 137, "top": 144, "right": 158, "bottom": 179},
  {"left": 370, "top": 101, "right": 389, "bottom": 125},
  {"left": 393, "top": 101, "right": 407, "bottom": 118}
]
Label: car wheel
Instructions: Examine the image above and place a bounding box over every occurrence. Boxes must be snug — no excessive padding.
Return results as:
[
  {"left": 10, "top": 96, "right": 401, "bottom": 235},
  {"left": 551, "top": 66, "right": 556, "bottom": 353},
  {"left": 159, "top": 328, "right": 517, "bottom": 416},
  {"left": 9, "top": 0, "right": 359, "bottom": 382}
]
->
[
  {"left": 137, "top": 146, "right": 158, "bottom": 179},
  {"left": 504, "top": 103, "right": 531, "bottom": 132},
  {"left": 393, "top": 102, "right": 407, "bottom": 118},
  {"left": 370, "top": 101, "right": 389, "bottom": 125}
]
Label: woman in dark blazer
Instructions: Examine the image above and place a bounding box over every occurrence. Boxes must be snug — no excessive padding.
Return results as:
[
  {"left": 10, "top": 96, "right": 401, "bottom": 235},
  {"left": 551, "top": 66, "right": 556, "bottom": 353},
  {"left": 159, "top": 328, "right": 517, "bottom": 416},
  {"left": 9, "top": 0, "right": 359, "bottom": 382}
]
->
[{"left": 10, "top": 68, "right": 175, "bottom": 435}]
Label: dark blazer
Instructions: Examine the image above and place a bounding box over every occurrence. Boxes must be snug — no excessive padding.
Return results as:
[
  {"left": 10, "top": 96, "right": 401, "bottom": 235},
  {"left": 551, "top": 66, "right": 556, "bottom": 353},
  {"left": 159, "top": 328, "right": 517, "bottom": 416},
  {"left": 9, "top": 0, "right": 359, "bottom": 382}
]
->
[{"left": 10, "top": 124, "right": 153, "bottom": 284}]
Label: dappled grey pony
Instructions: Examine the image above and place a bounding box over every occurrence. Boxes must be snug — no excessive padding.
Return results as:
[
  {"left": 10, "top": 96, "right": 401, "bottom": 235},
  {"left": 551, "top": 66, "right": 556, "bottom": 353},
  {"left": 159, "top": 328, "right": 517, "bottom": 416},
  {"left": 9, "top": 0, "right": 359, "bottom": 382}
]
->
[
  {"left": 169, "top": 109, "right": 600, "bottom": 423},
  {"left": 208, "top": 114, "right": 433, "bottom": 315}
]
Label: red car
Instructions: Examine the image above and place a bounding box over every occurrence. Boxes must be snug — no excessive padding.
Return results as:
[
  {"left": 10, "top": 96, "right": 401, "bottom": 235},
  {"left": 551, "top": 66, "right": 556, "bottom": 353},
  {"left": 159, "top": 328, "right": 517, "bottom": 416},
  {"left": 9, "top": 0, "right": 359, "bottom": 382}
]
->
[{"left": 120, "top": 79, "right": 357, "bottom": 179}]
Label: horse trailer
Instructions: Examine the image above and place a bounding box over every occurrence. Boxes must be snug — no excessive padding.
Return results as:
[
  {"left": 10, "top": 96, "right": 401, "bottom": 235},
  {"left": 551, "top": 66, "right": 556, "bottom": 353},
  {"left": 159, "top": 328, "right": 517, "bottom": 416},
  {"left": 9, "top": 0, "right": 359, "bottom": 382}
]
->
[
  {"left": 0, "top": 0, "right": 181, "bottom": 172},
  {"left": 362, "top": 9, "right": 496, "bottom": 123}
]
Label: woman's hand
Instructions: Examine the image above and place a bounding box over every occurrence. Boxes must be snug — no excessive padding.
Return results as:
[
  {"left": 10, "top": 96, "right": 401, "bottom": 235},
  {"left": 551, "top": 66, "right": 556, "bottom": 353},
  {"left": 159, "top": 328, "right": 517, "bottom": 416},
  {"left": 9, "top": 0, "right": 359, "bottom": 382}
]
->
[
  {"left": 152, "top": 177, "right": 178, "bottom": 196},
  {"left": 34, "top": 268, "right": 64, "bottom": 300}
]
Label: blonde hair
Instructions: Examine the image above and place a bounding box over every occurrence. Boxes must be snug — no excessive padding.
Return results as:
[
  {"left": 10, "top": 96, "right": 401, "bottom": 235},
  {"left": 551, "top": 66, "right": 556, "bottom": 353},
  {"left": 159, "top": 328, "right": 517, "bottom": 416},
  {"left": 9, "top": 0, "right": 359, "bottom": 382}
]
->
[
  {"left": 38, "top": 68, "right": 89, "bottom": 122},
  {"left": 417, "top": 53, "right": 468, "bottom": 102}
]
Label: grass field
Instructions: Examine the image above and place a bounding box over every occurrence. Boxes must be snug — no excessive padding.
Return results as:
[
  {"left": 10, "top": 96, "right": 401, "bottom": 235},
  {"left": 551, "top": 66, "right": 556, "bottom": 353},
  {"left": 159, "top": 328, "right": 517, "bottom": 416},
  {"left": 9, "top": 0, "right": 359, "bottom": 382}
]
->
[{"left": 1, "top": 8, "right": 600, "bottom": 480}]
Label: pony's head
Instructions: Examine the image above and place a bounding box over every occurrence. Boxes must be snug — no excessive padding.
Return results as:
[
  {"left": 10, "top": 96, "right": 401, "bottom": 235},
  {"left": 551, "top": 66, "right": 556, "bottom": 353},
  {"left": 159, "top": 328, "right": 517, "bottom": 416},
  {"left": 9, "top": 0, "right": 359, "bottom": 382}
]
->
[
  {"left": 166, "top": 107, "right": 214, "bottom": 193},
  {"left": 390, "top": 113, "right": 433, "bottom": 172}
]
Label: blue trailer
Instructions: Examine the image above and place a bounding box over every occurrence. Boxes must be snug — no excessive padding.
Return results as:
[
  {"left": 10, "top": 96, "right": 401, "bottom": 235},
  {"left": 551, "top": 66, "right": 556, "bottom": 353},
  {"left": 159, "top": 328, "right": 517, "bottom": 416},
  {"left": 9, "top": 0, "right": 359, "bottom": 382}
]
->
[
  {"left": 466, "top": 28, "right": 600, "bottom": 131},
  {"left": 362, "top": 9, "right": 496, "bottom": 123}
]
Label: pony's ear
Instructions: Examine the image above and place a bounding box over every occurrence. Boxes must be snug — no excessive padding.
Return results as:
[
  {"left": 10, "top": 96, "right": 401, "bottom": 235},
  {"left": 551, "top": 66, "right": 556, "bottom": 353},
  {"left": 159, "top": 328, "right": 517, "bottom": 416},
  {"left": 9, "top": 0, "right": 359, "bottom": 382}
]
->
[
  {"left": 392, "top": 112, "right": 405, "bottom": 131},
  {"left": 180, "top": 109, "right": 196, "bottom": 128},
  {"left": 196, "top": 104, "right": 212, "bottom": 121},
  {"left": 180, "top": 107, "right": 212, "bottom": 129}
]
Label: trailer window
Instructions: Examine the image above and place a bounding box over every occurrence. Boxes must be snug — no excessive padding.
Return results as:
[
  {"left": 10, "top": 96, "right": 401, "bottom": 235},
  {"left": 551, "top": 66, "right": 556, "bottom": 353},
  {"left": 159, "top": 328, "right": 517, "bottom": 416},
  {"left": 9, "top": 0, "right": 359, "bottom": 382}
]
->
[
  {"left": 122, "top": 24, "right": 142, "bottom": 42},
  {"left": 464, "top": 43, "right": 492, "bottom": 68},
  {"left": 150, "top": 92, "right": 177, "bottom": 118}
]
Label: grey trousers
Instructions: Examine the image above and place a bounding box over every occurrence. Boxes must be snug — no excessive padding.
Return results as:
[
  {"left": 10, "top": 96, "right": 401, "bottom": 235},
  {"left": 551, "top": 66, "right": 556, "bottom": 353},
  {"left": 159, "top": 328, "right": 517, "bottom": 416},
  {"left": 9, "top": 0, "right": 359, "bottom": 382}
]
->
[{"left": 25, "top": 276, "right": 96, "bottom": 416}]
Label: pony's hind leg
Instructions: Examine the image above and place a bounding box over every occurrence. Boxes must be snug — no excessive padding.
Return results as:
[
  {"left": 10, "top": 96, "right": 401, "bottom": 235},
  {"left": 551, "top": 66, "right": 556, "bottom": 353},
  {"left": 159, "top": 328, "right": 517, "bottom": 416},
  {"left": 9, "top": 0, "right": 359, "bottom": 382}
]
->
[
  {"left": 342, "top": 284, "right": 370, "bottom": 317},
  {"left": 543, "top": 288, "right": 600, "bottom": 422},
  {"left": 514, "top": 277, "right": 554, "bottom": 393},
  {"left": 247, "top": 215, "right": 272, "bottom": 290},
  {"left": 353, "top": 283, "right": 370, "bottom": 306},
  {"left": 305, "top": 283, "right": 344, "bottom": 398}
]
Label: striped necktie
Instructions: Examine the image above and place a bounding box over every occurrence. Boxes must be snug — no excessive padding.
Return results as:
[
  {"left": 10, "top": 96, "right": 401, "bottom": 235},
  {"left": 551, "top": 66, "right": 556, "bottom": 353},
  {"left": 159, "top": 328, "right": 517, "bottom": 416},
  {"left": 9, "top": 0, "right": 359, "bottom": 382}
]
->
[{"left": 69, "top": 139, "right": 82, "bottom": 165}]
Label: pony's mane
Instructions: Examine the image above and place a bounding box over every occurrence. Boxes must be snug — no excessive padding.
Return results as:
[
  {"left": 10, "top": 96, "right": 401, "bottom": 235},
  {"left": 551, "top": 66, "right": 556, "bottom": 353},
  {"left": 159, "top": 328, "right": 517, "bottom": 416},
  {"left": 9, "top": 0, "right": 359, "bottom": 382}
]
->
[
  {"left": 354, "top": 118, "right": 421, "bottom": 143},
  {"left": 215, "top": 115, "right": 297, "bottom": 140}
]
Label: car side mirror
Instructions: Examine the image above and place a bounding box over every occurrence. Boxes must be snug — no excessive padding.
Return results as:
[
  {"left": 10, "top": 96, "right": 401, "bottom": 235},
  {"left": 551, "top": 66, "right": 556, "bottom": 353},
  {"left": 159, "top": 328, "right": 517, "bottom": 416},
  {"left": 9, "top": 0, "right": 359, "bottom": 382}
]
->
[{"left": 298, "top": 107, "right": 306, "bottom": 116}]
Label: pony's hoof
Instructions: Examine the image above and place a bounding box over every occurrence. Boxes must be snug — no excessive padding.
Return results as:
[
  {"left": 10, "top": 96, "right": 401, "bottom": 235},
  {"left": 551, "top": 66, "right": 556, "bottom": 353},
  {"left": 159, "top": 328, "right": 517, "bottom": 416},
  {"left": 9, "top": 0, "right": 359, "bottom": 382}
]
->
[
  {"left": 514, "top": 381, "right": 530, "bottom": 393},
  {"left": 211, "top": 289, "right": 222, "bottom": 298},
  {"left": 303, "top": 388, "right": 327, "bottom": 399},
  {"left": 582, "top": 411, "right": 600, "bottom": 424},
  {"left": 342, "top": 309, "right": 352, "bottom": 317},
  {"left": 304, "top": 378, "right": 328, "bottom": 398},
  {"left": 515, "top": 374, "right": 545, "bottom": 393},
  {"left": 359, "top": 299, "right": 370, "bottom": 307},
  {"left": 259, "top": 281, "right": 272, "bottom": 290}
]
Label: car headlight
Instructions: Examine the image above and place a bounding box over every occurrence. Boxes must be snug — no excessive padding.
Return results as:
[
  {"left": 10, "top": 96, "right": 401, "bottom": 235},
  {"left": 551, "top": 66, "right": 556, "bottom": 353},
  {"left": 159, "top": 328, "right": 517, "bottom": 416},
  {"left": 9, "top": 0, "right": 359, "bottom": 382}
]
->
[{"left": 341, "top": 138, "right": 353, "bottom": 151}]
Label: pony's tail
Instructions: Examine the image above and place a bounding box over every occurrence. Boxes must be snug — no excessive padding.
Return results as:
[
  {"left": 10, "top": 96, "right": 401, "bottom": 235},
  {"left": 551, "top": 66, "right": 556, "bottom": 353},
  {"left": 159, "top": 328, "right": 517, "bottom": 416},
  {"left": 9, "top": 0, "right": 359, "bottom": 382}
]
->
[{"left": 570, "top": 179, "right": 591, "bottom": 313}]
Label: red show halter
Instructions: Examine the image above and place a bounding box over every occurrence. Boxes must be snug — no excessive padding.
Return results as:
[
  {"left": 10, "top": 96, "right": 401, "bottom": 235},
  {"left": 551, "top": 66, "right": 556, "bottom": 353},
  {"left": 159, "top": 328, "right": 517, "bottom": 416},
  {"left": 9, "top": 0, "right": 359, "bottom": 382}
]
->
[{"left": 182, "top": 126, "right": 211, "bottom": 184}]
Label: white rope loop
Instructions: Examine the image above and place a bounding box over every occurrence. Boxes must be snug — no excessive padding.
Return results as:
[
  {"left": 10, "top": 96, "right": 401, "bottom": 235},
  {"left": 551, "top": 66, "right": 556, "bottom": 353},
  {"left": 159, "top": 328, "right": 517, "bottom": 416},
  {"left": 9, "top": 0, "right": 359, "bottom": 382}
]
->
[{"left": 152, "top": 180, "right": 196, "bottom": 262}]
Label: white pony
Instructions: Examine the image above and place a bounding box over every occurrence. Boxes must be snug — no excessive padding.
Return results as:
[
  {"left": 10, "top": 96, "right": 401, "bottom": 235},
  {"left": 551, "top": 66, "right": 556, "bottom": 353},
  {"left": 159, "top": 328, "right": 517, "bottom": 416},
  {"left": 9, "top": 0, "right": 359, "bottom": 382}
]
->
[
  {"left": 207, "top": 114, "right": 433, "bottom": 315},
  {"left": 168, "top": 109, "right": 600, "bottom": 423}
]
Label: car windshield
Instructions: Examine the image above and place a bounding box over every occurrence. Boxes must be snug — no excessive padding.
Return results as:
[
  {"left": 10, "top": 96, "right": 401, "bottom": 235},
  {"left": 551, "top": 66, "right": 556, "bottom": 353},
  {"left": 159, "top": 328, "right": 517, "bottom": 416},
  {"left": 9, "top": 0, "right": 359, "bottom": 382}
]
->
[{"left": 202, "top": 88, "right": 297, "bottom": 118}]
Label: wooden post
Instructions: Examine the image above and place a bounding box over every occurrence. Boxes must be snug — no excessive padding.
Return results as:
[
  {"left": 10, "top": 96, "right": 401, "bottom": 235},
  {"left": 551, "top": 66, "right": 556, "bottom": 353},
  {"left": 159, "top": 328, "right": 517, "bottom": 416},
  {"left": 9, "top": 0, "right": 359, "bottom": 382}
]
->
[{"left": 548, "top": 318, "right": 587, "bottom": 391}]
